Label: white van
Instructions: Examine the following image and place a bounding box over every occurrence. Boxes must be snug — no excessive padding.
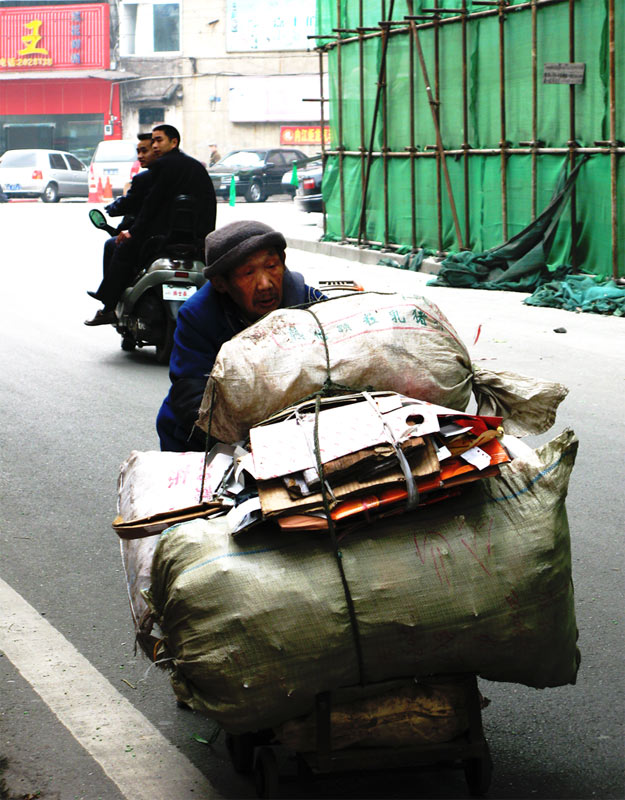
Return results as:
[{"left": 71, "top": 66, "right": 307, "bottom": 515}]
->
[{"left": 89, "top": 139, "right": 139, "bottom": 197}]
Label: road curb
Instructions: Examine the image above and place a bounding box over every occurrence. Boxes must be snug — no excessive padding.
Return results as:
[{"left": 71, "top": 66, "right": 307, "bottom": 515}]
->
[{"left": 285, "top": 234, "right": 442, "bottom": 275}]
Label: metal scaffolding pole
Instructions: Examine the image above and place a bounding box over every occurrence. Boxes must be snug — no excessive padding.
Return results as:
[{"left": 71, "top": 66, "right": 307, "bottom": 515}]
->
[
  {"left": 406, "top": 0, "right": 465, "bottom": 249},
  {"left": 356, "top": 1, "right": 395, "bottom": 245},
  {"left": 568, "top": 0, "right": 578, "bottom": 269},
  {"left": 609, "top": 0, "right": 619, "bottom": 278},
  {"left": 318, "top": 0, "right": 619, "bottom": 271}
]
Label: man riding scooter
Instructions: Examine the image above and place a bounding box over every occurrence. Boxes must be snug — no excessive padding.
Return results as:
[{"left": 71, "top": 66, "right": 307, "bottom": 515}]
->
[
  {"left": 85, "top": 124, "right": 216, "bottom": 327},
  {"left": 85, "top": 133, "right": 156, "bottom": 323},
  {"left": 156, "top": 220, "right": 326, "bottom": 451}
]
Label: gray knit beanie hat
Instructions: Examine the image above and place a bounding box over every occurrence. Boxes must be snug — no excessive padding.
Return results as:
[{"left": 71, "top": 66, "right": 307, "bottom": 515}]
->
[{"left": 203, "top": 220, "right": 287, "bottom": 279}]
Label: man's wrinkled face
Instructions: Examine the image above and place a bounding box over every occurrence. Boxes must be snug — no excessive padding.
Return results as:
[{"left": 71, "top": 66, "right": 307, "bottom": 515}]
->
[
  {"left": 213, "top": 248, "right": 286, "bottom": 321},
  {"left": 151, "top": 131, "right": 178, "bottom": 157},
  {"left": 136, "top": 141, "right": 156, "bottom": 168}
]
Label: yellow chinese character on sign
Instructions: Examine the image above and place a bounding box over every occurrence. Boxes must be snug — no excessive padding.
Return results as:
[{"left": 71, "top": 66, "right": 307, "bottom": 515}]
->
[{"left": 19, "top": 20, "right": 49, "bottom": 56}]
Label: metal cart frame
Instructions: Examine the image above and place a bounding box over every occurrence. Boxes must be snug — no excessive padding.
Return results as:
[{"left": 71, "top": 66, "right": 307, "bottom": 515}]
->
[{"left": 226, "top": 674, "right": 492, "bottom": 799}]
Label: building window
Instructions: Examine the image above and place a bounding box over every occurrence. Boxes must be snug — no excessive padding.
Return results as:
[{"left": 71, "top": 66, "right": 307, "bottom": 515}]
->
[
  {"left": 139, "top": 107, "right": 165, "bottom": 126},
  {"left": 120, "top": 1, "right": 180, "bottom": 56},
  {"left": 154, "top": 5, "right": 179, "bottom": 52}
]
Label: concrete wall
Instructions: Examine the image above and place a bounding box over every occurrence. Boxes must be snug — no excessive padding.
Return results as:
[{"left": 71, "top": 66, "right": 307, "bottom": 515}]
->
[{"left": 117, "top": 0, "right": 324, "bottom": 165}]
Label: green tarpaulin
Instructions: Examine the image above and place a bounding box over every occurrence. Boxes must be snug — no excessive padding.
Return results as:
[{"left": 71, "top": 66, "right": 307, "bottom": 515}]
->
[
  {"left": 316, "top": 0, "right": 623, "bottom": 279},
  {"left": 524, "top": 275, "right": 625, "bottom": 316},
  {"left": 427, "top": 159, "right": 583, "bottom": 292}
]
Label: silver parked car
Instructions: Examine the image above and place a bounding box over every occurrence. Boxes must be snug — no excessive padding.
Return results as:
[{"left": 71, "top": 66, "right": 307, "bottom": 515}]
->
[{"left": 0, "top": 148, "right": 89, "bottom": 202}]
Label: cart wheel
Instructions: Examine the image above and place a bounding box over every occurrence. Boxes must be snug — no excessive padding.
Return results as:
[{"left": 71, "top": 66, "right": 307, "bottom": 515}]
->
[
  {"left": 254, "top": 746, "right": 280, "bottom": 799},
  {"left": 225, "top": 732, "right": 255, "bottom": 774},
  {"left": 464, "top": 743, "right": 493, "bottom": 797}
]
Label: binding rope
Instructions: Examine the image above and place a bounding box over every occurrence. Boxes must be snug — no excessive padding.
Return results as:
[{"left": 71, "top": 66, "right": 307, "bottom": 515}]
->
[
  {"left": 196, "top": 294, "right": 426, "bottom": 685},
  {"left": 312, "top": 393, "right": 366, "bottom": 687},
  {"left": 198, "top": 381, "right": 217, "bottom": 503}
]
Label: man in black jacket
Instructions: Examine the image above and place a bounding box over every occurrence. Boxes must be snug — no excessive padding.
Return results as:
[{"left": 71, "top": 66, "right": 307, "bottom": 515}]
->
[
  {"left": 89, "top": 133, "right": 156, "bottom": 306},
  {"left": 104, "top": 132, "right": 155, "bottom": 233},
  {"left": 85, "top": 124, "right": 217, "bottom": 326}
]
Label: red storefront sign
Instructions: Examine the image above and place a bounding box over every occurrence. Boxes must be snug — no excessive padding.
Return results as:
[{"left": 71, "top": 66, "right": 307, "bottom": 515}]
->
[
  {"left": 280, "top": 126, "right": 330, "bottom": 147},
  {"left": 0, "top": 4, "right": 109, "bottom": 71}
]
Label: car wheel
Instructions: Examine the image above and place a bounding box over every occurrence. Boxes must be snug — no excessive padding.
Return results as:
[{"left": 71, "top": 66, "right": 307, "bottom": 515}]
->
[
  {"left": 42, "top": 183, "right": 60, "bottom": 203},
  {"left": 245, "top": 181, "right": 265, "bottom": 203}
]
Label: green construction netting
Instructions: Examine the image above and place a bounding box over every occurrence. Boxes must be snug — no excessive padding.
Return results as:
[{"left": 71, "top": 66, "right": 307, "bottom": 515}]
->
[
  {"left": 524, "top": 275, "right": 625, "bottom": 315},
  {"left": 316, "top": 0, "right": 624, "bottom": 279}
]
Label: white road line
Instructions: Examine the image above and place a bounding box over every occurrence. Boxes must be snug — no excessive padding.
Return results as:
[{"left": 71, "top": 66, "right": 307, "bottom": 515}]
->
[{"left": 0, "top": 578, "right": 221, "bottom": 800}]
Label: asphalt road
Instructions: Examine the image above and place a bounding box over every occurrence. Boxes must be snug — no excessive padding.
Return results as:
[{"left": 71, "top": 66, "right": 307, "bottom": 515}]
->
[{"left": 0, "top": 200, "right": 623, "bottom": 800}]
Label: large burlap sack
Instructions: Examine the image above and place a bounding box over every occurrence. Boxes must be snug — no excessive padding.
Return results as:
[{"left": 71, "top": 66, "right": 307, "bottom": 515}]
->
[
  {"left": 117, "top": 450, "right": 219, "bottom": 651},
  {"left": 196, "top": 292, "right": 568, "bottom": 444},
  {"left": 197, "top": 292, "right": 474, "bottom": 443},
  {"left": 146, "top": 429, "right": 579, "bottom": 734}
]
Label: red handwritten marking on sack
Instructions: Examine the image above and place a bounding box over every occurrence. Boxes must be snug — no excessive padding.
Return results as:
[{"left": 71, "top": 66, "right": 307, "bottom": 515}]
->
[
  {"left": 260, "top": 299, "right": 463, "bottom": 351},
  {"left": 167, "top": 466, "right": 192, "bottom": 488},
  {"left": 435, "top": 546, "right": 451, "bottom": 587},
  {"left": 413, "top": 531, "right": 453, "bottom": 587},
  {"left": 270, "top": 324, "right": 442, "bottom": 353},
  {"left": 460, "top": 518, "right": 494, "bottom": 576}
]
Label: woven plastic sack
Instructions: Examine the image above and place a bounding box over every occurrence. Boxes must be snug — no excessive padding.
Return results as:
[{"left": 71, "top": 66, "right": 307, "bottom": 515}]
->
[
  {"left": 146, "top": 429, "right": 579, "bottom": 734},
  {"left": 197, "top": 292, "right": 474, "bottom": 443}
]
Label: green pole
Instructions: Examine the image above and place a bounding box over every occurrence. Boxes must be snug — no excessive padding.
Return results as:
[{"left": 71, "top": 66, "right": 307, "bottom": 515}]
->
[{"left": 290, "top": 163, "right": 299, "bottom": 187}]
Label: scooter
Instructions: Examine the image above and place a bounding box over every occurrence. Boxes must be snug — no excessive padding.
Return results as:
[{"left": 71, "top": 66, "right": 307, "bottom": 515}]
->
[{"left": 89, "top": 196, "right": 207, "bottom": 364}]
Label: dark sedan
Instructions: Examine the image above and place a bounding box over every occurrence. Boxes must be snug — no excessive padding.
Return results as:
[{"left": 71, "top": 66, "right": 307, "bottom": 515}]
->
[
  {"left": 209, "top": 148, "right": 306, "bottom": 203},
  {"left": 294, "top": 157, "right": 323, "bottom": 213}
]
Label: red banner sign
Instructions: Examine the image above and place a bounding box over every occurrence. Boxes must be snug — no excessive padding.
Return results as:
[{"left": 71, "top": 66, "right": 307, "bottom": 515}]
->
[
  {"left": 280, "top": 126, "right": 331, "bottom": 147},
  {"left": 0, "top": 4, "right": 109, "bottom": 71}
]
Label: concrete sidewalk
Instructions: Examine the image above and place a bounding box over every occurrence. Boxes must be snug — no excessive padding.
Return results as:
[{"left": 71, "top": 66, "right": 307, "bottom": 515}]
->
[{"left": 214, "top": 197, "right": 443, "bottom": 274}]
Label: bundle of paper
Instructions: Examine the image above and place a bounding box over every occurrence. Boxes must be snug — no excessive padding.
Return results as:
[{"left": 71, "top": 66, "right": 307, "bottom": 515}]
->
[{"left": 248, "top": 392, "right": 511, "bottom": 531}]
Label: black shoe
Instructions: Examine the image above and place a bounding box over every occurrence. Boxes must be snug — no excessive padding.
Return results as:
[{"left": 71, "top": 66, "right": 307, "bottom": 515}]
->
[
  {"left": 84, "top": 309, "right": 116, "bottom": 327},
  {"left": 87, "top": 290, "right": 100, "bottom": 300}
]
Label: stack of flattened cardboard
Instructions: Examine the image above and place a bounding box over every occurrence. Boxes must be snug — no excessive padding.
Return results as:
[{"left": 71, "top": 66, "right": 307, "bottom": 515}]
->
[{"left": 249, "top": 392, "right": 511, "bottom": 531}]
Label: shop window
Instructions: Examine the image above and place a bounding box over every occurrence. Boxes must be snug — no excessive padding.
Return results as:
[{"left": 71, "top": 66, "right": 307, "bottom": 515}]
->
[{"left": 120, "top": 1, "right": 180, "bottom": 56}]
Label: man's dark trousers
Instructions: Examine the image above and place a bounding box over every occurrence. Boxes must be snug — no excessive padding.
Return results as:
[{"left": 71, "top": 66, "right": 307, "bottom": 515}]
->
[{"left": 93, "top": 237, "right": 142, "bottom": 310}]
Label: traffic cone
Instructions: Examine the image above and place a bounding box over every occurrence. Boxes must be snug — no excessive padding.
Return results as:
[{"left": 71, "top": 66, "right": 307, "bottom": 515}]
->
[
  {"left": 88, "top": 175, "right": 100, "bottom": 203},
  {"left": 102, "top": 176, "right": 113, "bottom": 201},
  {"left": 96, "top": 177, "right": 104, "bottom": 202}
]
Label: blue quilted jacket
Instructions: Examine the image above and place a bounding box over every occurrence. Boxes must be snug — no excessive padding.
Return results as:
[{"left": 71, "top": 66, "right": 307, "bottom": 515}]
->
[{"left": 156, "top": 269, "right": 325, "bottom": 451}]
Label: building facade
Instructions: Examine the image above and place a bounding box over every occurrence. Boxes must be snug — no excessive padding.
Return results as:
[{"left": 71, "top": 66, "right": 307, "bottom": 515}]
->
[
  {"left": 116, "top": 0, "right": 327, "bottom": 164},
  {"left": 0, "top": 0, "right": 327, "bottom": 164},
  {"left": 0, "top": 1, "right": 128, "bottom": 161}
]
